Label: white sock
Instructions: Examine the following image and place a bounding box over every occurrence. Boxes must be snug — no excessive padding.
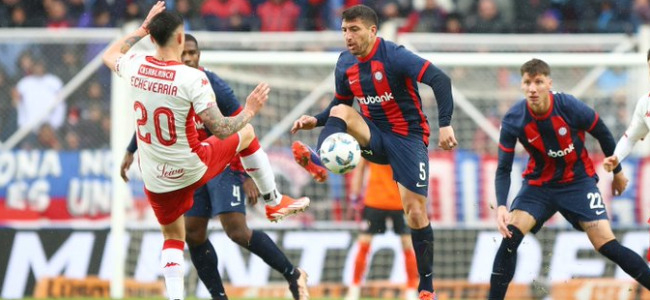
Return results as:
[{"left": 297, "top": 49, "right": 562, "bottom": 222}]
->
[
  {"left": 161, "top": 240, "right": 185, "bottom": 300},
  {"left": 240, "top": 148, "right": 282, "bottom": 206}
]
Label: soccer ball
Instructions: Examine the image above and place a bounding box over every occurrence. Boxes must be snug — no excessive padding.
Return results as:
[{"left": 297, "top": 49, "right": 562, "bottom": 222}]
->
[{"left": 319, "top": 133, "right": 361, "bottom": 174}]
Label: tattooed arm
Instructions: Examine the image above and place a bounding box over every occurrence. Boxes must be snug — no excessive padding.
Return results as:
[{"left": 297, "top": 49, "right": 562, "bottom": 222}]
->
[
  {"left": 102, "top": 1, "right": 165, "bottom": 72},
  {"left": 197, "top": 82, "right": 270, "bottom": 139},
  {"left": 198, "top": 106, "right": 255, "bottom": 139}
]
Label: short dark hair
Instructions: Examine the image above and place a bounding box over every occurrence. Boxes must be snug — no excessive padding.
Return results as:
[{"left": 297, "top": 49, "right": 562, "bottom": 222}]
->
[
  {"left": 341, "top": 5, "right": 378, "bottom": 27},
  {"left": 647, "top": 48, "right": 650, "bottom": 61},
  {"left": 185, "top": 33, "right": 198, "bottom": 48},
  {"left": 148, "top": 11, "right": 183, "bottom": 46},
  {"left": 520, "top": 58, "right": 550, "bottom": 77}
]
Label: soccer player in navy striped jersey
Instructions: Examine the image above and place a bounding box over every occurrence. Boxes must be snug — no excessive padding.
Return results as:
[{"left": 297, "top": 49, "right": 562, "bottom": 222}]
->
[
  {"left": 490, "top": 58, "right": 650, "bottom": 299},
  {"left": 290, "top": 5, "right": 457, "bottom": 300}
]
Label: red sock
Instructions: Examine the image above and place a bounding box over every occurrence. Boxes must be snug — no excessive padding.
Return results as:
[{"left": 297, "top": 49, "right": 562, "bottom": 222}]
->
[
  {"left": 404, "top": 248, "right": 418, "bottom": 289},
  {"left": 240, "top": 137, "right": 260, "bottom": 157},
  {"left": 353, "top": 241, "right": 371, "bottom": 285}
]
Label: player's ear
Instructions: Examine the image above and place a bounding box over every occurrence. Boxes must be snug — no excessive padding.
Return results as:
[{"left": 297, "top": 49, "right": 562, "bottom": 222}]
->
[{"left": 177, "top": 32, "right": 183, "bottom": 45}]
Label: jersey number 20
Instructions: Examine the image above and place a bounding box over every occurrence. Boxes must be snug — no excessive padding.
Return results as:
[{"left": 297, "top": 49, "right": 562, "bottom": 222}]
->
[{"left": 134, "top": 101, "right": 177, "bottom": 146}]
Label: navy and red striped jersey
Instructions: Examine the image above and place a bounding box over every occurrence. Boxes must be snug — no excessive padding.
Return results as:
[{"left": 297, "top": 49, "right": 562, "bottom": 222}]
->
[
  {"left": 498, "top": 92, "right": 613, "bottom": 186},
  {"left": 332, "top": 37, "right": 435, "bottom": 145},
  {"left": 495, "top": 92, "right": 618, "bottom": 206}
]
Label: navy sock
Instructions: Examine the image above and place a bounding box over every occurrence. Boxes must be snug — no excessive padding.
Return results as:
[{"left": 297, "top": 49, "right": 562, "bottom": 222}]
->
[
  {"left": 247, "top": 230, "right": 298, "bottom": 281},
  {"left": 316, "top": 117, "right": 347, "bottom": 151},
  {"left": 489, "top": 225, "right": 524, "bottom": 300},
  {"left": 188, "top": 239, "right": 227, "bottom": 300},
  {"left": 247, "top": 230, "right": 301, "bottom": 299},
  {"left": 411, "top": 224, "right": 434, "bottom": 293},
  {"left": 599, "top": 239, "right": 650, "bottom": 289}
]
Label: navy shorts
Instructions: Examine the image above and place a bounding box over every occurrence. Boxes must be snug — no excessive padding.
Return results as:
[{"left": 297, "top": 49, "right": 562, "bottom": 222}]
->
[
  {"left": 185, "top": 166, "right": 247, "bottom": 218},
  {"left": 511, "top": 177, "right": 609, "bottom": 233},
  {"left": 360, "top": 117, "right": 429, "bottom": 196},
  {"left": 362, "top": 206, "right": 410, "bottom": 234}
]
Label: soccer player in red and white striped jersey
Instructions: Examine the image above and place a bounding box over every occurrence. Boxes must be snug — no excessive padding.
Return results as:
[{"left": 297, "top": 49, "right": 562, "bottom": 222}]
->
[{"left": 102, "top": 2, "right": 309, "bottom": 299}]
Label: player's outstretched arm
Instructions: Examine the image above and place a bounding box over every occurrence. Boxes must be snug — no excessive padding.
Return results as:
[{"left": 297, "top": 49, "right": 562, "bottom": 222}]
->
[
  {"left": 102, "top": 1, "right": 165, "bottom": 72},
  {"left": 290, "top": 115, "right": 317, "bottom": 134},
  {"left": 198, "top": 82, "right": 269, "bottom": 139}
]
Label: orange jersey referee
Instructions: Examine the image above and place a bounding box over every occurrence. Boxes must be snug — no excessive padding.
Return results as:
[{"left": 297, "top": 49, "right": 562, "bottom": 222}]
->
[{"left": 346, "top": 158, "right": 418, "bottom": 300}]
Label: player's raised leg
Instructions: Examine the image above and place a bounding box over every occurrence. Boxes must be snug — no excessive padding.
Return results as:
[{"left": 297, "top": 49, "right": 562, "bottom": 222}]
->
[
  {"left": 237, "top": 124, "right": 310, "bottom": 221},
  {"left": 292, "top": 104, "right": 370, "bottom": 182},
  {"left": 584, "top": 219, "right": 650, "bottom": 290},
  {"left": 488, "top": 210, "right": 536, "bottom": 300},
  {"left": 220, "top": 212, "right": 310, "bottom": 299}
]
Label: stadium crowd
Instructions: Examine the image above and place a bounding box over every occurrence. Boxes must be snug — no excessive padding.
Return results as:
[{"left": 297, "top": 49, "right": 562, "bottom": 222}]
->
[
  {"left": 0, "top": 0, "right": 645, "bottom": 150},
  {"left": 0, "top": 0, "right": 647, "bottom": 33}
]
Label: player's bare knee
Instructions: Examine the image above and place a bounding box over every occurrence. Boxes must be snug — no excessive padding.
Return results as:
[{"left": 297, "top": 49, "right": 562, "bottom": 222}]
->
[
  {"left": 238, "top": 124, "right": 255, "bottom": 150},
  {"left": 330, "top": 104, "right": 353, "bottom": 120},
  {"left": 185, "top": 228, "right": 207, "bottom": 247},
  {"left": 225, "top": 227, "right": 251, "bottom": 247}
]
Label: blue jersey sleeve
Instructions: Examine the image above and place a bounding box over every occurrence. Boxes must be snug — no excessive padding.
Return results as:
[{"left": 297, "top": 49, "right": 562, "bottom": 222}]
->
[
  {"left": 205, "top": 70, "right": 242, "bottom": 117},
  {"left": 495, "top": 125, "right": 517, "bottom": 207},
  {"left": 392, "top": 45, "right": 454, "bottom": 127}
]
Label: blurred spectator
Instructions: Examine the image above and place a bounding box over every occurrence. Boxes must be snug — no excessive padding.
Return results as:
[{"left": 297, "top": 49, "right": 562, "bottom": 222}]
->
[
  {"left": 201, "top": 0, "right": 252, "bottom": 31},
  {"left": 537, "top": 9, "right": 562, "bottom": 33},
  {"left": 400, "top": 0, "right": 448, "bottom": 33},
  {"left": 53, "top": 45, "right": 82, "bottom": 82},
  {"left": 365, "top": 0, "right": 411, "bottom": 24},
  {"left": 553, "top": 0, "right": 597, "bottom": 33},
  {"left": 256, "top": 0, "right": 301, "bottom": 31},
  {"left": 444, "top": 12, "right": 464, "bottom": 33},
  {"left": 8, "top": 5, "right": 30, "bottom": 27},
  {"left": 176, "top": 0, "right": 204, "bottom": 30},
  {"left": 75, "top": 80, "right": 108, "bottom": 114},
  {"left": 45, "top": 0, "right": 71, "bottom": 28},
  {"left": 464, "top": 0, "right": 510, "bottom": 33},
  {"left": 78, "top": 103, "right": 108, "bottom": 148},
  {"left": 514, "top": 0, "right": 550, "bottom": 33},
  {"left": 301, "top": 0, "right": 330, "bottom": 31},
  {"left": 35, "top": 123, "right": 62, "bottom": 150},
  {"left": 594, "top": 0, "right": 634, "bottom": 33},
  {"left": 19, "top": 0, "right": 47, "bottom": 27},
  {"left": 633, "top": 0, "right": 650, "bottom": 26},
  {"left": 456, "top": 0, "right": 514, "bottom": 23},
  {"left": 63, "top": 130, "right": 80, "bottom": 150},
  {"left": 67, "top": 0, "right": 86, "bottom": 25},
  {"left": 0, "top": 66, "right": 16, "bottom": 141},
  {"left": 77, "top": 0, "right": 113, "bottom": 28},
  {"left": 15, "top": 56, "right": 65, "bottom": 131},
  {"left": 15, "top": 50, "right": 36, "bottom": 78}
]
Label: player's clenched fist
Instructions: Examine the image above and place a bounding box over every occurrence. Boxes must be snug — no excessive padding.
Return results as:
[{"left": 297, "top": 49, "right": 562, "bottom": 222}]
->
[
  {"left": 291, "top": 115, "right": 317, "bottom": 134},
  {"left": 244, "top": 82, "right": 270, "bottom": 115},
  {"left": 438, "top": 126, "right": 458, "bottom": 151}
]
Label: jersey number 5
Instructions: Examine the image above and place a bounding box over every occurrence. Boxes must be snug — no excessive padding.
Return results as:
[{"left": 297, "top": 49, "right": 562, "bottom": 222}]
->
[{"left": 134, "top": 101, "right": 177, "bottom": 146}]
